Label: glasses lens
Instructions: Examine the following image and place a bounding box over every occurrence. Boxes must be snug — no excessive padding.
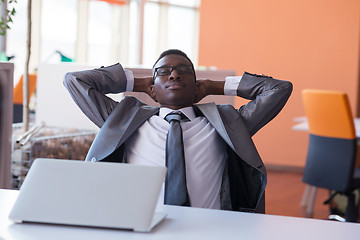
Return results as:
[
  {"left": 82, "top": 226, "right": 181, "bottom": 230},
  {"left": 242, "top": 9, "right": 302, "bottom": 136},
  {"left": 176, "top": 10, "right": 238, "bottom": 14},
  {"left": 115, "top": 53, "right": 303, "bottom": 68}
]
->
[
  {"left": 157, "top": 67, "right": 171, "bottom": 76},
  {"left": 177, "top": 65, "right": 192, "bottom": 74}
]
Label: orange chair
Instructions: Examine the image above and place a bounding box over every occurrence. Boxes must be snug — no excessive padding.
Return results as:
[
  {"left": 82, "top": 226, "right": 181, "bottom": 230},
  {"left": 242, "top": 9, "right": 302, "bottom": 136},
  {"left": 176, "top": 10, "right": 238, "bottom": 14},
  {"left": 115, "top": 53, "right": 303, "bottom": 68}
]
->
[
  {"left": 13, "top": 73, "right": 37, "bottom": 104},
  {"left": 13, "top": 73, "right": 37, "bottom": 123},
  {"left": 301, "top": 89, "right": 360, "bottom": 222}
]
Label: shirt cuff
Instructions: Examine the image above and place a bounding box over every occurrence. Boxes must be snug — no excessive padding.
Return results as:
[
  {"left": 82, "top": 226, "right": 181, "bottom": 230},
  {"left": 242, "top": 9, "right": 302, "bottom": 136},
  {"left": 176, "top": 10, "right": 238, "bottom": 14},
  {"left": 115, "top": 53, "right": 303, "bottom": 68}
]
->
[
  {"left": 224, "top": 76, "right": 242, "bottom": 96},
  {"left": 125, "top": 69, "right": 134, "bottom": 92}
]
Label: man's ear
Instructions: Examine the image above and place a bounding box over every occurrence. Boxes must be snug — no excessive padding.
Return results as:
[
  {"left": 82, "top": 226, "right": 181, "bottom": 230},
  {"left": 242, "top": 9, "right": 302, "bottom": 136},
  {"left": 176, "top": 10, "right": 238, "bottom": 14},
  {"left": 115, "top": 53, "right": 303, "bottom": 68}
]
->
[{"left": 149, "top": 85, "right": 158, "bottom": 102}]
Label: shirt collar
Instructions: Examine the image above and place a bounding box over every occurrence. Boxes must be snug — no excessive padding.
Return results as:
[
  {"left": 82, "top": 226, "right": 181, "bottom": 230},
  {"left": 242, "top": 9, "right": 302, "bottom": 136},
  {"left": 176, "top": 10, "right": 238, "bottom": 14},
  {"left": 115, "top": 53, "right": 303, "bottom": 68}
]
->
[{"left": 159, "top": 106, "right": 196, "bottom": 121}]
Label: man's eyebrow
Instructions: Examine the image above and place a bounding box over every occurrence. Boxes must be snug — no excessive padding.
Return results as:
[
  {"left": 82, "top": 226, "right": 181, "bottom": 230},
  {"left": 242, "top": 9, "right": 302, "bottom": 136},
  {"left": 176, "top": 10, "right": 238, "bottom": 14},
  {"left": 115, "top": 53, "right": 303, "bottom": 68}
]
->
[
  {"left": 157, "top": 64, "right": 171, "bottom": 68},
  {"left": 158, "top": 63, "right": 189, "bottom": 68}
]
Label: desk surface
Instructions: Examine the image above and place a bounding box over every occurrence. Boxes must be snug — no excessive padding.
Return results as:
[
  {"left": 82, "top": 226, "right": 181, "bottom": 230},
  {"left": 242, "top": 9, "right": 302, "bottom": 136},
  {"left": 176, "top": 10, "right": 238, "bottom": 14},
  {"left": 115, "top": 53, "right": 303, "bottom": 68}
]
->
[
  {"left": 292, "top": 117, "right": 360, "bottom": 137},
  {"left": 0, "top": 189, "right": 359, "bottom": 240}
]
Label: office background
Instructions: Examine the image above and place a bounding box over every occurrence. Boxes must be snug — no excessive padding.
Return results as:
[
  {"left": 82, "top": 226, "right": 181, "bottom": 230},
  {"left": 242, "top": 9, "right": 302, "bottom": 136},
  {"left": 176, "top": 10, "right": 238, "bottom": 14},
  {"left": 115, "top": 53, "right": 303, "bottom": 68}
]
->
[
  {"left": 1, "top": 0, "right": 360, "bottom": 219},
  {"left": 5, "top": 0, "right": 359, "bottom": 169}
]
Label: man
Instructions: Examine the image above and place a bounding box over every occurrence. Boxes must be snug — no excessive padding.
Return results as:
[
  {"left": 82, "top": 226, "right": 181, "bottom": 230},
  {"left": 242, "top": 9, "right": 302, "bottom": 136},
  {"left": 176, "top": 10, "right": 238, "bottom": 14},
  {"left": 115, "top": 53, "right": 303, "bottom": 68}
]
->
[{"left": 64, "top": 49, "right": 292, "bottom": 213}]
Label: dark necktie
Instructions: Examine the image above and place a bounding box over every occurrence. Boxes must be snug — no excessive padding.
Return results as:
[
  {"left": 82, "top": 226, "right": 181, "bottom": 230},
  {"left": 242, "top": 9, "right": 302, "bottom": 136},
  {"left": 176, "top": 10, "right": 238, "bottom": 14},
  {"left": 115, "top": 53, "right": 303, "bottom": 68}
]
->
[{"left": 164, "top": 112, "right": 190, "bottom": 206}]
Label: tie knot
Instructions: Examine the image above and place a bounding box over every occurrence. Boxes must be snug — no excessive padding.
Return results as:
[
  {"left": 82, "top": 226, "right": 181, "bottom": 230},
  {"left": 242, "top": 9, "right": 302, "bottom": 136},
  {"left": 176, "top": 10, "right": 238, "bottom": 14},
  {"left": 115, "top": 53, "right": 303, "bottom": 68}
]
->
[{"left": 165, "top": 112, "right": 186, "bottom": 123}]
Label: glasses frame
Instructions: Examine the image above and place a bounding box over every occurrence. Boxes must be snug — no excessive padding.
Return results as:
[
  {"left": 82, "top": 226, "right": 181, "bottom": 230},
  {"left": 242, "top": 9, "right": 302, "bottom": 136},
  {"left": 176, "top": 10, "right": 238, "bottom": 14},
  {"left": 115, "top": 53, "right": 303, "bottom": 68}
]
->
[{"left": 153, "top": 64, "right": 195, "bottom": 79}]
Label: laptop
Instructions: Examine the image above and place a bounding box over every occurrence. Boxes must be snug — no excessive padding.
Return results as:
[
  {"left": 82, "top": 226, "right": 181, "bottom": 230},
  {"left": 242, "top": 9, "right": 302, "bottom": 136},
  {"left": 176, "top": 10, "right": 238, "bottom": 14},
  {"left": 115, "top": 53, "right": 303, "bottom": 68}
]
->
[{"left": 9, "top": 158, "right": 167, "bottom": 232}]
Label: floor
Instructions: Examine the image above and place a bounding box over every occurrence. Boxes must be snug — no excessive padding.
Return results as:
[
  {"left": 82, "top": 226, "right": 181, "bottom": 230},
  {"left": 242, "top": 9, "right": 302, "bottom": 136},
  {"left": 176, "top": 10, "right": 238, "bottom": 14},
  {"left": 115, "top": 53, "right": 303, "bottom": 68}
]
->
[{"left": 265, "top": 169, "right": 330, "bottom": 220}]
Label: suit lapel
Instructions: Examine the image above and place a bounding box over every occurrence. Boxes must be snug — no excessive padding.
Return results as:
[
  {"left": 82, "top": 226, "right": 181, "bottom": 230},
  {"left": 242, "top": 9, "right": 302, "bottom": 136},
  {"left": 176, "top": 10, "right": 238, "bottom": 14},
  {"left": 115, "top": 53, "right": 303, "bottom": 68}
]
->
[
  {"left": 196, "top": 103, "right": 235, "bottom": 150},
  {"left": 88, "top": 105, "right": 159, "bottom": 161},
  {"left": 196, "top": 103, "right": 263, "bottom": 170},
  {"left": 116, "top": 106, "right": 160, "bottom": 149}
]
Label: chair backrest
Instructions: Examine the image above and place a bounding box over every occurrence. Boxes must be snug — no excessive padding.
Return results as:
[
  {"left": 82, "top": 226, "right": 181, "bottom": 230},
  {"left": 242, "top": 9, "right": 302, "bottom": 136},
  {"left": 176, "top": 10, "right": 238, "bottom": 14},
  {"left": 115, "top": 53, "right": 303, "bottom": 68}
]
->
[
  {"left": 302, "top": 89, "right": 357, "bottom": 192},
  {"left": 13, "top": 73, "right": 37, "bottom": 104}
]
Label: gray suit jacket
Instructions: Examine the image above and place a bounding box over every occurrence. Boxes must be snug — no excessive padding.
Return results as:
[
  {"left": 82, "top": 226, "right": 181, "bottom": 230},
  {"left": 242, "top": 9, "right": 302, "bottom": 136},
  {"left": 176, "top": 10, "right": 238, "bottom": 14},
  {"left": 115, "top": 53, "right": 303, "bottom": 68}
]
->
[{"left": 63, "top": 63, "right": 293, "bottom": 213}]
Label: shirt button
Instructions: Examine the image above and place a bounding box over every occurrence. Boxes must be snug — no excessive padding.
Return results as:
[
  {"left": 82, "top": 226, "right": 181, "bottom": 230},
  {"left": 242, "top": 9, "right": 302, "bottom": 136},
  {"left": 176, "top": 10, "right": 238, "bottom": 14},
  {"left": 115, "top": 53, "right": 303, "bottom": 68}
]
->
[{"left": 91, "top": 157, "right": 97, "bottom": 162}]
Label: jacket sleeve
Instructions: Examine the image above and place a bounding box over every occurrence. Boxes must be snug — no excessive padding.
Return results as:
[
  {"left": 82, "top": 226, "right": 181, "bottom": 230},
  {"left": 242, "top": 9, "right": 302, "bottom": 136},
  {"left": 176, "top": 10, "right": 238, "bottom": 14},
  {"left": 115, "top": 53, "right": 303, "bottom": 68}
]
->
[
  {"left": 63, "top": 63, "right": 128, "bottom": 128},
  {"left": 237, "top": 72, "right": 293, "bottom": 136}
]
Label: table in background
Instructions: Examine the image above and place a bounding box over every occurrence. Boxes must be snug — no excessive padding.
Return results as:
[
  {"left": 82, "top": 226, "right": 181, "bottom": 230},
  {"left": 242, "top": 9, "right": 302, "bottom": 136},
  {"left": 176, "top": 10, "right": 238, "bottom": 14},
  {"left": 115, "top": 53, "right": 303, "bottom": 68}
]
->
[
  {"left": 292, "top": 117, "right": 360, "bottom": 138},
  {"left": 1, "top": 189, "right": 359, "bottom": 240}
]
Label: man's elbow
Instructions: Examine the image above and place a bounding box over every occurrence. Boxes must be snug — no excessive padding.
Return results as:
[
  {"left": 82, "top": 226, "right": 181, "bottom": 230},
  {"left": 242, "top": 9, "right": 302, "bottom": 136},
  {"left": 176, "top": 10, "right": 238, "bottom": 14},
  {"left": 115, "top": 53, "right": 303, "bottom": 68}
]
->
[
  {"left": 285, "top": 81, "right": 293, "bottom": 92},
  {"left": 63, "top": 72, "right": 78, "bottom": 89},
  {"left": 279, "top": 80, "right": 293, "bottom": 98}
]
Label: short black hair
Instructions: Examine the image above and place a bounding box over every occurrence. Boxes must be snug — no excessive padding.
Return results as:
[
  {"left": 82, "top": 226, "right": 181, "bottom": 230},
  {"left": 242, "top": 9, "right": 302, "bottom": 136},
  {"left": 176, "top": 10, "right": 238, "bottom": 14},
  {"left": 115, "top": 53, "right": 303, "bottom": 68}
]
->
[{"left": 152, "top": 49, "right": 196, "bottom": 80}]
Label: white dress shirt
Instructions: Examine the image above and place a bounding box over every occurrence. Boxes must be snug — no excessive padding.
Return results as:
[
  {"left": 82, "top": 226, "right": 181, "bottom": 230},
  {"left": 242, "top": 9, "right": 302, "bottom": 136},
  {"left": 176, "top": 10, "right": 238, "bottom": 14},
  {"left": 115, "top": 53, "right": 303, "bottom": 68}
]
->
[{"left": 124, "top": 70, "right": 242, "bottom": 209}]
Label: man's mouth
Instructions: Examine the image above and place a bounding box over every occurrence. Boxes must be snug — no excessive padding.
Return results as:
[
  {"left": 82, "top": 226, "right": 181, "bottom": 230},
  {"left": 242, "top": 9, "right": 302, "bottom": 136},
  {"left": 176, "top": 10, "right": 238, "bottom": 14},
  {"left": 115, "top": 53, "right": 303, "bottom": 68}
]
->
[{"left": 166, "top": 82, "right": 185, "bottom": 89}]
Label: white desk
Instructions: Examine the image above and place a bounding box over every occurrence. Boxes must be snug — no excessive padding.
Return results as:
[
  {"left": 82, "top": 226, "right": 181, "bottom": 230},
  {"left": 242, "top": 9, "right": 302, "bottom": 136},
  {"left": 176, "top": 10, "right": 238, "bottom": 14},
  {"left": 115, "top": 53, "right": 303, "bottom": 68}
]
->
[
  {"left": 0, "top": 189, "right": 359, "bottom": 240},
  {"left": 292, "top": 117, "right": 360, "bottom": 137}
]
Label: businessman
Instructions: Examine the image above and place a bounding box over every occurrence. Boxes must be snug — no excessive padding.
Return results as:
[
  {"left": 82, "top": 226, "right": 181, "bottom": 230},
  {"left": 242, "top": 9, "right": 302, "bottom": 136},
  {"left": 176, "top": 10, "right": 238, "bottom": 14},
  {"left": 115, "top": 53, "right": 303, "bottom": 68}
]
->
[{"left": 64, "top": 49, "right": 292, "bottom": 213}]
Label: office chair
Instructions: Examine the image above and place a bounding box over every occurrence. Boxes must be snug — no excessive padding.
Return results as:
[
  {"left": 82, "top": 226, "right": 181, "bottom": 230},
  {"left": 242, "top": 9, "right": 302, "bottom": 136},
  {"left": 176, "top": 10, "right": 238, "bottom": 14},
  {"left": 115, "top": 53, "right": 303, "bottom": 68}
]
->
[
  {"left": 301, "top": 89, "right": 360, "bottom": 222},
  {"left": 13, "top": 73, "right": 37, "bottom": 104},
  {"left": 13, "top": 73, "right": 37, "bottom": 123}
]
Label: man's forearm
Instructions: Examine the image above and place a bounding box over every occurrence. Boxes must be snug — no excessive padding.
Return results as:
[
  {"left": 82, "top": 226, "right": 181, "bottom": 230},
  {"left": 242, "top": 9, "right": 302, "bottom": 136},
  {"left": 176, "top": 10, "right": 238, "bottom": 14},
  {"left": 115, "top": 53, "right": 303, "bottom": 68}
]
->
[
  {"left": 206, "top": 80, "right": 225, "bottom": 95},
  {"left": 133, "top": 77, "right": 154, "bottom": 101},
  {"left": 63, "top": 63, "right": 128, "bottom": 128},
  {"left": 237, "top": 72, "right": 292, "bottom": 135},
  {"left": 133, "top": 77, "right": 151, "bottom": 92},
  {"left": 70, "top": 63, "right": 128, "bottom": 94},
  {"left": 194, "top": 79, "right": 225, "bottom": 103}
]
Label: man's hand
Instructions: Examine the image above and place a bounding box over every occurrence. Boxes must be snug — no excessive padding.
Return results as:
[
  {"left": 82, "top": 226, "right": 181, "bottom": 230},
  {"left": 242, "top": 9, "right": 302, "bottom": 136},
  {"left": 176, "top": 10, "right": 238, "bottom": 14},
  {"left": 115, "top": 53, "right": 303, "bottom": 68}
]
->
[
  {"left": 194, "top": 79, "right": 210, "bottom": 103},
  {"left": 194, "top": 79, "right": 225, "bottom": 103},
  {"left": 133, "top": 77, "right": 157, "bottom": 102}
]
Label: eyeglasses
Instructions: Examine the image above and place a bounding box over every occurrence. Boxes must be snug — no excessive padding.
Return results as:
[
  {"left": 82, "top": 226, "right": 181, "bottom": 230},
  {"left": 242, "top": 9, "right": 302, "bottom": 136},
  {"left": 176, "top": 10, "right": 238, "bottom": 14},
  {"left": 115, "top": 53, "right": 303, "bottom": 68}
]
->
[{"left": 153, "top": 64, "right": 194, "bottom": 78}]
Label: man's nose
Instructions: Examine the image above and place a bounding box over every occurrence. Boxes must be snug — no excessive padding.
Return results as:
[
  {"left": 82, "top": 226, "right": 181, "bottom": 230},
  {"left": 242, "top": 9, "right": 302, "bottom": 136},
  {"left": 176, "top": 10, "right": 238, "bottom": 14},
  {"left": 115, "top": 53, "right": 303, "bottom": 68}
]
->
[{"left": 169, "top": 69, "right": 181, "bottom": 80}]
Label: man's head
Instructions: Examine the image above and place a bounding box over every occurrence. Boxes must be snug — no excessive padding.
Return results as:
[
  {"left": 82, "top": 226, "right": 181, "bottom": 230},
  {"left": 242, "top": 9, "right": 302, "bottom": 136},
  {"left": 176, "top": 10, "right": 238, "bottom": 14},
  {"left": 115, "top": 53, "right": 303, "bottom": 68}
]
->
[
  {"left": 152, "top": 49, "right": 196, "bottom": 80},
  {"left": 150, "top": 49, "right": 198, "bottom": 110}
]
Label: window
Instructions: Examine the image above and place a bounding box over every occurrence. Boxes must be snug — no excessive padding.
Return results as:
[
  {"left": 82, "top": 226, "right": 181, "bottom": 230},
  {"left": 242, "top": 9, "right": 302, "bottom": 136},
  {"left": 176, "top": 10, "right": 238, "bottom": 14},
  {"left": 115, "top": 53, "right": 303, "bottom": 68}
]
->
[
  {"left": 5, "top": 0, "right": 200, "bottom": 78},
  {"left": 142, "top": 2, "right": 160, "bottom": 66},
  {"left": 167, "top": 5, "right": 197, "bottom": 58},
  {"left": 142, "top": 0, "right": 200, "bottom": 67},
  {"left": 87, "top": 1, "right": 112, "bottom": 65},
  {"left": 6, "top": 0, "right": 30, "bottom": 84},
  {"left": 41, "top": 0, "right": 77, "bottom": 63}
]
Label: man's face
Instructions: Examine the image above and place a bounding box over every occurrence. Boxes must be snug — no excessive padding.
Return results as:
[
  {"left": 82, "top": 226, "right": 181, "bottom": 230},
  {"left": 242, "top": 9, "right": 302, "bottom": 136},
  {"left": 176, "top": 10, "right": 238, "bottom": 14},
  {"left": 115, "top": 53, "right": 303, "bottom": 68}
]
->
[{"left": 151, "top": 54, "right": 197, "bottom": 110}]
